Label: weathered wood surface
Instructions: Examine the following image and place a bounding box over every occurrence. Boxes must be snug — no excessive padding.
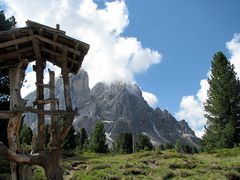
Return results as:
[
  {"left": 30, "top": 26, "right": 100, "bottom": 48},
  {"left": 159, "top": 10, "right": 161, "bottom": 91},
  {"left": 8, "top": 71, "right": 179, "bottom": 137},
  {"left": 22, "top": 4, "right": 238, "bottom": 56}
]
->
[{"left": 33, "top": 38, "right": 45, "bottom": 151}]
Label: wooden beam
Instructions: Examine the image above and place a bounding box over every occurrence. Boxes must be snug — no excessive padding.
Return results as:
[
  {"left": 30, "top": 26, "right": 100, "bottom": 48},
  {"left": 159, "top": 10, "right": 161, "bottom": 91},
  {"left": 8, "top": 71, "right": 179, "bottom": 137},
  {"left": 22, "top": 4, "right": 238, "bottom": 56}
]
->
[
  {"left": 0, "top": 112, "right": 11, "bottom": 119},
  {"left": 21, "top": 107, "right": 77, "bottom": 115},
  {"left": 33, "top": 98, "right": 59, "bottom": 106},
  {"left": 0, "top": 35, "right": 34, "bottom": 49},
  {"left": 35, "top": 83, "right": 50, "bottom": 89},
  {"left": 40, "top": 47, "right": 61, "bottom": 57},
  {"left": 0, "top": 109, "right": 77, "bottom": 116},
  {"left": 37, "top": 35, "right": 81, "bottom": 56},
  {"left": 0, "top": 46, "right": 33, "bottom": 60}
]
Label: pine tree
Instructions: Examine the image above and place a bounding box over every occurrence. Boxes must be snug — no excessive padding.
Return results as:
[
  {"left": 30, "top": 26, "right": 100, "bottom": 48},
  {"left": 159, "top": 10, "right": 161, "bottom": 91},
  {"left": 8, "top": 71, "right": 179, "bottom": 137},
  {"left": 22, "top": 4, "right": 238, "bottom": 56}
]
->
[
  {"left": 0, "top": 11, "right": 17, "bottom": 147},
  {"left": 115, "top": 133, "right": 133, "bottom": 154},
  {"left": 77, "top": 128, "right": 88, "bottom": 150},
  {"left": 63, "top": 126, "right": 77, "bottom": 150},
  {"left": 45, "top": 124, "right": 51, "bottom": 147},
  {"left": 20, "top": 123, "right": 33, "bottom": 146},
  {"left": 136, "top": 134, "right": 153, "bottom": 151},
  {"left": 89, "top": 121, "right": 108, "bottom": 153},
  {"left": 203, "top": 52, "right": 240, "bottom": 149}
]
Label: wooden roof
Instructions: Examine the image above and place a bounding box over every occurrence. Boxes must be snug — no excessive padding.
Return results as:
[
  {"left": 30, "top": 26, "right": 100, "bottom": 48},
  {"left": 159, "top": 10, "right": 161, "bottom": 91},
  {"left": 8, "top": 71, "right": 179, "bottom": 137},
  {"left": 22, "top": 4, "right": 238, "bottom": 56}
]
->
[{"left": 0, "top": 20, "right": 89, "bottom": 74}]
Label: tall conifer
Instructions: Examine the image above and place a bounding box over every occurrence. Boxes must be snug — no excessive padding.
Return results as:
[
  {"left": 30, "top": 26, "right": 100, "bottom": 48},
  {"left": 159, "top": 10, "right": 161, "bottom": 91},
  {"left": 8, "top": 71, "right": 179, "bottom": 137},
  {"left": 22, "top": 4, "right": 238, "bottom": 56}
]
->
[{"left": 203, "top": 52, "right": 240, "bottom": 149}]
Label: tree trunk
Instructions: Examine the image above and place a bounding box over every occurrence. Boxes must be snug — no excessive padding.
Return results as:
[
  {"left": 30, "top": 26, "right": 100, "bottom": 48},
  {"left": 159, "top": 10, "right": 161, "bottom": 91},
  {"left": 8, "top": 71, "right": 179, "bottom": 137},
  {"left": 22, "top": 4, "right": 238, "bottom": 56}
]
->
[{"left": 44, "top": 150, "right": 63, "bottom": 180}]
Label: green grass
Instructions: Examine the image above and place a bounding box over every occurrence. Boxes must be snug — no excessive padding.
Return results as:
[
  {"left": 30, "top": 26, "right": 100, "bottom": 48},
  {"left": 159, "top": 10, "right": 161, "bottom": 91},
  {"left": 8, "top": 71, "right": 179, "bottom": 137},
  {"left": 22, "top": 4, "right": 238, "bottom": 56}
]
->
[
  {"left": 1, "top": 148, "right": 240, "bottom": 179},
  {"left": 63, "top": 147, "right": 240, "bottom": 180}
]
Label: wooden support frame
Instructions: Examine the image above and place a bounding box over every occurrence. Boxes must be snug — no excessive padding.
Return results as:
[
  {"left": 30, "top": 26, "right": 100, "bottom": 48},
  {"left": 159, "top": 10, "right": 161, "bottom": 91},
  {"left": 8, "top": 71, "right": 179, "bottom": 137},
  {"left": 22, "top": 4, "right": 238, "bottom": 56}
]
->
[{"left": 0, "top": 20, "right": 89, "bottom": 180}]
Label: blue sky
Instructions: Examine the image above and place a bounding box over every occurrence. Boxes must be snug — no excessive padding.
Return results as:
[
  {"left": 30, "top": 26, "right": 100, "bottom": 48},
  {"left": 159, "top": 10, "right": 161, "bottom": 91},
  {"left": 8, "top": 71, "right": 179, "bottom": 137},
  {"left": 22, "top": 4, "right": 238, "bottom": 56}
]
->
[
  {"left": 1, "top": 0, "right": 240, "bottom": 137},
  {"left": 123, "top": 0, "right": 240, "bottom": 113}
]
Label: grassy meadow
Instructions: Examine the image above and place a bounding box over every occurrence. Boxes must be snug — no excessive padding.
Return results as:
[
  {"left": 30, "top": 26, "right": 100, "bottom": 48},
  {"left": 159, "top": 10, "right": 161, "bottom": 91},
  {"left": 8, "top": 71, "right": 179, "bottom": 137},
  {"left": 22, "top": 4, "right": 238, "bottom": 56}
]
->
[{"left": 28, "top": 147, "right": 240, "bottom": 180}]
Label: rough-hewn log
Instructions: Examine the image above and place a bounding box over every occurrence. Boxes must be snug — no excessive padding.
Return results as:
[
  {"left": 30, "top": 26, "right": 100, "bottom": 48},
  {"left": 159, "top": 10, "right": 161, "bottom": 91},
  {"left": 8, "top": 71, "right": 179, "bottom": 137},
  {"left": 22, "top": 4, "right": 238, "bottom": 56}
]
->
[
  {"left": 21, "top": 107, "right": 77, "bottom": 115},
  {"left": 7, "top": 60, "right": 29, "bottom": 180},
  {"left": 59, "top": 49, "right": 75, "bottom": 142},
  {"left": 9, "top": 59, "right": 28, "bottom": 109},
  {"left": 33, "top": 38, "right": 45, "bottom": 151},
  {"left": 33, "top": 98, "right": 59, "bottom": 107},
  {"left": 0, "top": 143, "right": 45, "bottom": 165},
  {"left": 0, "top": 112, "right": 11, "bottom": 119},
  {"left": 48, "top": 70, "right": 58, "bottom": 148}
]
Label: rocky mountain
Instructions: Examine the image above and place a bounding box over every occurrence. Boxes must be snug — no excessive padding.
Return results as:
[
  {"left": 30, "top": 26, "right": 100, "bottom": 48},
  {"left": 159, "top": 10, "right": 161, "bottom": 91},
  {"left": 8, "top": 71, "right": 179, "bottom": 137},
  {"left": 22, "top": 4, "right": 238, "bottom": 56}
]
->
[{"left": 24, "top": 69, "right": 201, "bottom": 147}]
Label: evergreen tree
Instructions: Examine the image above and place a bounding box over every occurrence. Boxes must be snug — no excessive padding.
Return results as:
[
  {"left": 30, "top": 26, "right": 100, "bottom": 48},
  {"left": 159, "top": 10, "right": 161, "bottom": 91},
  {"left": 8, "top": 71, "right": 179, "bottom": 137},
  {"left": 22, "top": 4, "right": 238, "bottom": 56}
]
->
[
  {"left": 89, "top": 121, "right": 108, "bottom": 153},
  {"left": 0, "top": 10, "right": 16, "bottom": 146},
  {"left": 77, "top": 128, "right": 88, "bottom": 150},
  {"left": 115, "top": 133, "right": 133, "bottom": 154},
  {"left": 136, "top": 134, "right": 153, "bottom": 151},
  {"left": 45, "top": 124, "right": 51, "bottom": 147},
  {"left": 164, "top": 143, "right": 174, "bottom": 150},
  {"left": 203, "top": 52, "right": 240, "bottom": 149},
  {"left": 20, "top": 123, "right": 33, "bottom": 145},
  {"left": 63, "top": 126, "right": 77, "bottom": 150},
  {"left": 0, "top": 10, "right": 16, "bottom": 31}
]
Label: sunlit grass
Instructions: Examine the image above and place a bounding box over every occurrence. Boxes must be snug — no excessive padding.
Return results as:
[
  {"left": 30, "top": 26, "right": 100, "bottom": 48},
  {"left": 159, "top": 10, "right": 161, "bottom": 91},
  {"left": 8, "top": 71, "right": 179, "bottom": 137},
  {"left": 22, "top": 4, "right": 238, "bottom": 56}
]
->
[{"left": 1, "top": 147, "right": 240, "bottom": 179}]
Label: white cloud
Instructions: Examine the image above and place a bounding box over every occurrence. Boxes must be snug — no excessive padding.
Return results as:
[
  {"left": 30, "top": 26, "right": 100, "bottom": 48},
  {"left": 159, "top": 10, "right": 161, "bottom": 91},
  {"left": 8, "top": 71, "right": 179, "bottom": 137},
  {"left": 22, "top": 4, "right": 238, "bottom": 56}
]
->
[
  {"left": 175, "top": 94, "right": 207, "bottom": 136},
  {"left": 195, "top": 129, "right": 205, "bottom": 138},
  {"left": 176, "top": 33, "right": 240, "bottom": 138},
  {"left": 3, "top": 0, "right": 161, "bottom": 97},
  {"left": 142, "top": 91, "right": 159, "bottom": 108},
  {"left": 175, "top": 78, "right": 209, "bottom": 138},
  {"left": 227, "top": 33, "right": 240, "bottom": 77}
]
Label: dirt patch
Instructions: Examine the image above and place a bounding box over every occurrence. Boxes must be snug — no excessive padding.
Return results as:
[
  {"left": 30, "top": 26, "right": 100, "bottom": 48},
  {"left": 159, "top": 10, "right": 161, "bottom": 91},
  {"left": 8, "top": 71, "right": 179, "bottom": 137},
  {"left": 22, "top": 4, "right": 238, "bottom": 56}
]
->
[
  {"left": 163, "top": 172, "right": 175, "bottom": 179},
  {"left": 168, "top": 162, "right": 196, "bottom": 170},
  {"left": 225, "top": 173, "right": 240, "bottom": 180},
  {"left": 71, "top": 161, "right": 86, "bottom": 167},
  {"left": 123, "top": 168, "right": 147, "bottom": 176}
]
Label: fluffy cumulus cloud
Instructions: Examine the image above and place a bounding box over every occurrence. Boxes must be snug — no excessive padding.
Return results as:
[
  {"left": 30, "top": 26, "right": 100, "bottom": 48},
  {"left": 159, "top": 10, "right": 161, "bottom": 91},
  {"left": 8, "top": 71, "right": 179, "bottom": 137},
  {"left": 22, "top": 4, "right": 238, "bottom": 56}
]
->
[
  {"left": 142, "top": 91, "right": 159, "bottom": 108},
  {"left": 227, "top": 33, "right": 240, "bottom": 77},
  {"left": 176, "top": 33, "right": 240, "bottom": 138},
  {"left": 3, "top": 0, "right": 161, "bottom": 103},
  {"left": 175, "top": 80, "right": 209, "bottom": 138}
]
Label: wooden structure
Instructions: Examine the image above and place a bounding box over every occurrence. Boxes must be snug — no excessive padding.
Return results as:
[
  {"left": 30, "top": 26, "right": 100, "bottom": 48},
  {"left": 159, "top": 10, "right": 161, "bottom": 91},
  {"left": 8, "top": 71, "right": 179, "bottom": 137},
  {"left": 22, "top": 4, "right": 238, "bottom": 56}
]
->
[{"left": 0, "top": 20, "right": 89, "bottom": 180}]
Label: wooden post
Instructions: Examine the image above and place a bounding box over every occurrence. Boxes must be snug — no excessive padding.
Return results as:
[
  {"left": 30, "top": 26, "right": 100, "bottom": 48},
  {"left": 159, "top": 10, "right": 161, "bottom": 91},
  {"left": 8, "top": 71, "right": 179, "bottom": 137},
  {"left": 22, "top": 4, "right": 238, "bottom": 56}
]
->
[
  {"left": 33, "top": 38, "right": 45, "bottom": 151},
  {"left": 48, "top": 69, "right": 58, "bottom": 148},
  {"left": 7, "top": 59, "right": 28, "bottom": 180},
  {"left": 59, "top": 48, "right": 75, "bottom": 142}
]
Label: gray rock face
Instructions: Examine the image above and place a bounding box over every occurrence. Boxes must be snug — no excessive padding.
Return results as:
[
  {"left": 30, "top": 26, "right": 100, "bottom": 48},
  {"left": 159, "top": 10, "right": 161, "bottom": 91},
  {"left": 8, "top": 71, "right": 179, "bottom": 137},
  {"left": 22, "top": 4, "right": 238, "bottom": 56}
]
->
[{"left": 24, "top": 69, "right": 201, "bottom": 147}]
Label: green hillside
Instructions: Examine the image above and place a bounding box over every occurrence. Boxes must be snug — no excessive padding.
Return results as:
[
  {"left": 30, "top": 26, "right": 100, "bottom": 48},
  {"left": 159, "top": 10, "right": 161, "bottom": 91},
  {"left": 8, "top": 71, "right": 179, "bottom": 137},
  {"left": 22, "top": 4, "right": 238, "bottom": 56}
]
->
[
  {"left": 1, "top": 147, "right": 240, "bottom": 180},
  {"left": 34, "top": 147, "right": 240, "bottom": 180}
]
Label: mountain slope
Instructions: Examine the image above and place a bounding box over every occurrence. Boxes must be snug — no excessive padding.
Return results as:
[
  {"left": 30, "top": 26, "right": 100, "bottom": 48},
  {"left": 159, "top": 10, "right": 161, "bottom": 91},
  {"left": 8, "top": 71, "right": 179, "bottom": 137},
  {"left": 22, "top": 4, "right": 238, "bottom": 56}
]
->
[{"left": 24, "top": 69, "right": 201, "bottom": 147}]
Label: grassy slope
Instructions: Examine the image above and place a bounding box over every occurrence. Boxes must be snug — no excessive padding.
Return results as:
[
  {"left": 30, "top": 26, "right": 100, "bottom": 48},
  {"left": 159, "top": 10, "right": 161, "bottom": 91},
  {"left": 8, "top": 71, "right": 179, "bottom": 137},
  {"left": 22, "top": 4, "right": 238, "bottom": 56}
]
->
[
  {"left": 63, "top": 147, "right": 240, "bottom": 180},
  {"left": 1, "top": 147, "right": 240, "bottom": 180}
]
